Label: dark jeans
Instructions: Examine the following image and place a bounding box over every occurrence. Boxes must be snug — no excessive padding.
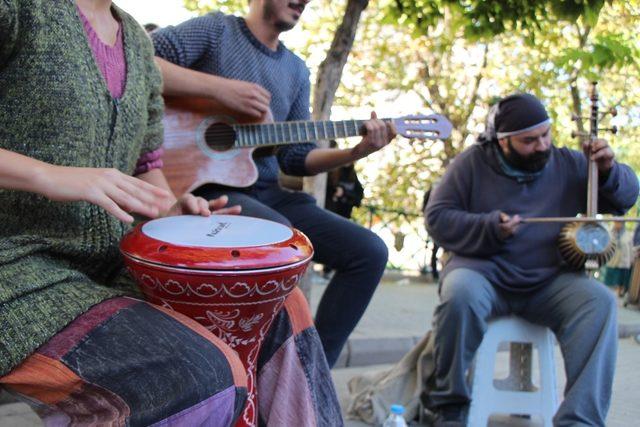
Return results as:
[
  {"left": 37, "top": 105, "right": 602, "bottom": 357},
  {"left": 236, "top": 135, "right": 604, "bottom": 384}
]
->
[{"left": 194, "top": 184, "right": 389, "bottom": 367}]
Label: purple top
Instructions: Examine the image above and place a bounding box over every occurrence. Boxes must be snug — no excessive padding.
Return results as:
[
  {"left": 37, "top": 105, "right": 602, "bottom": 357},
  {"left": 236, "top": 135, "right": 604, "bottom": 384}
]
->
[
  {"left": 134, "top": 147, "right": 164, "bottom": 174},
  {"left": 78, "top": 6, "right": 163, "bottom": 174},
  {"left": 78, "top": 6, "right": 126, "bottom": 98}
]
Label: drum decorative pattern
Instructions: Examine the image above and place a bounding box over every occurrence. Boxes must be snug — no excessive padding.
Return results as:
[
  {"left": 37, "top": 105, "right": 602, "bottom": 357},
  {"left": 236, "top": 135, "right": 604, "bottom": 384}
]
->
[
  {"left": 120, "top": 216, "right": 313, "bottom": 427},
  {"left": 126, "top": 264, "right": 307, "bottom": 427}
]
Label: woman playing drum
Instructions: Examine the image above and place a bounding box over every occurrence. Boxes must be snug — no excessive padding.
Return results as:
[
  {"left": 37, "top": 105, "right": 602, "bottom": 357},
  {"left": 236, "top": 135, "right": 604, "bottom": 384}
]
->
[{"left": 0, "top": 1, "right": 341, "bottom": 425}]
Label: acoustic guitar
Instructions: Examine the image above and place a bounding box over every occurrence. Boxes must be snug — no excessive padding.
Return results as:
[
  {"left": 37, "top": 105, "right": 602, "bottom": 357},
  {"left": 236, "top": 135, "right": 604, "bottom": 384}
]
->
[{"left": 161, "top": 96, "right": 453, "bottom": 196}]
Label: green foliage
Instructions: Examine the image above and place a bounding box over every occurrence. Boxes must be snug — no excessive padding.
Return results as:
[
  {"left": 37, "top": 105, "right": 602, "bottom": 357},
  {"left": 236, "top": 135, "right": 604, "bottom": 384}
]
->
[
  {"left": 556, "top": 33, "right": 639, "bottom": 79},
  {"left": 389, "top": 0, "right": 610, "bottom": 39},
  {"left": 181, "top": 0, "right": 640, "bottom": 218},
  {"left": 183, "top": 0, "right": 247, "bottom": 14}
]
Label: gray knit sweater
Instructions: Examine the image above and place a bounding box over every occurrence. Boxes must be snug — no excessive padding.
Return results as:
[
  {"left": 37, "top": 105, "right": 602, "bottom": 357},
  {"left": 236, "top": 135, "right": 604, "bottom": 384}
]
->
[{"left": 0, "top": 0, "right": 164, "bottom": 376}]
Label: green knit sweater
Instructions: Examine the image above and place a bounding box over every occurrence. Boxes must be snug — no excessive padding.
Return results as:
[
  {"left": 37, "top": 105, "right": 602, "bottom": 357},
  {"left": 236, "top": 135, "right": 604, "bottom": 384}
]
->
[{"left": 0, "top": 0, "right": 164, "bottom": 376}]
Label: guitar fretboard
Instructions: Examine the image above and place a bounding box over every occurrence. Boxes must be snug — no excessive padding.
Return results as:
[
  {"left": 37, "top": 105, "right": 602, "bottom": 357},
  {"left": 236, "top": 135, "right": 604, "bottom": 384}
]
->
[{"left": 232, "top": 119, "right": 369, "bottom": 147}]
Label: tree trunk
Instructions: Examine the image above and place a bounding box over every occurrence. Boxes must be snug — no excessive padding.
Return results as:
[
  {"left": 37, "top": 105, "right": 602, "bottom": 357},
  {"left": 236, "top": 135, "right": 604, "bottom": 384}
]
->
[
  {"left": 303, "top": 0, "right": 370, "bottom": 206},
  {"left": 299, "top": 0, "right": 369, "bottom": 302}
]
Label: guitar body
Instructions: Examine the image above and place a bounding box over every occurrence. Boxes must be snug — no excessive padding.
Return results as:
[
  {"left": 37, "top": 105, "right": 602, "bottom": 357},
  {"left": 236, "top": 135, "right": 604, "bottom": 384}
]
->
[{"left": 161, "top": 96, "right": 261, "bottom": 196}]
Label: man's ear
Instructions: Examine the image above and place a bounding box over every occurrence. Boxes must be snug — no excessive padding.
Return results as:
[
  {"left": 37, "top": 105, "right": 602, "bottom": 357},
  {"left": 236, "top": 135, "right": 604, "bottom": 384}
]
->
[{"left": 497, "top": 137, "right": 509, "bottom": 152}]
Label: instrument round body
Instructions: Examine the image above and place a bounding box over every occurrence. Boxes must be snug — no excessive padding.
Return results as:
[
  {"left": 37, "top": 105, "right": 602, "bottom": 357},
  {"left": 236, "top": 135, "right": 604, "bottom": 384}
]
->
[
  {"left": 120, "top": 214, "right": 313, "bottom": 427},
  {"left": 558, "top": 221, "right": 615, "bottom": 269}
]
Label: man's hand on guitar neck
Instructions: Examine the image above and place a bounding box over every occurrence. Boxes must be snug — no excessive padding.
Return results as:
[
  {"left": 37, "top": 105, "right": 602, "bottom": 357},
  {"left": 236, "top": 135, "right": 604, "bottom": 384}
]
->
[
  {"left": 304, "top": 111, "right": 396, "bottom": 175},
  {"left": 350, "top": 111, "right": 397, "bottom": 160}
]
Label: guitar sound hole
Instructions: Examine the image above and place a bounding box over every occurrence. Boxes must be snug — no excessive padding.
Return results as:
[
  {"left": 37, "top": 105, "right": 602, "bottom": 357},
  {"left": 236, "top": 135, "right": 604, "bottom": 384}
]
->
[{"left": 204, "top": 122, "right": 236, "bottom": 151}]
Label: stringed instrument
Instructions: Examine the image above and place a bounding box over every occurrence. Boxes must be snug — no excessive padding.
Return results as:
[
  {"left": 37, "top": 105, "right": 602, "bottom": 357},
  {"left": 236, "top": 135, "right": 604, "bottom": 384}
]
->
[
  {"left": 522, "top": 82, "right": 639, "bottom": 272},
  {"left": 161, "top": 96, "right": 453, "bottom": 196}
]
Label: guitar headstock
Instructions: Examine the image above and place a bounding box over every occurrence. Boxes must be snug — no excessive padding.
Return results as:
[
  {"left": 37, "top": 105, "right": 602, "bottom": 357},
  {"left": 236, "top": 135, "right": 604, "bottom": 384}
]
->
[{"left": 393, "top": 114, "right": 453, "bottom": 140}]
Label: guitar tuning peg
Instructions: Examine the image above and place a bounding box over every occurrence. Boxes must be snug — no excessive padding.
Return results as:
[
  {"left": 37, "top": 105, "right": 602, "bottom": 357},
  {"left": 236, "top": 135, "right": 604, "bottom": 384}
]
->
[{"left": 571, "top": 130, "right": 589, "bottom": 138}]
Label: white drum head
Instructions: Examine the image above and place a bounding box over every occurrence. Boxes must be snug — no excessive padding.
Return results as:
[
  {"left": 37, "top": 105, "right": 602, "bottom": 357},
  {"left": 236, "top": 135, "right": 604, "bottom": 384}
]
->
[{"left": 141, "top": 215, "right": 294, "bottom": 248}]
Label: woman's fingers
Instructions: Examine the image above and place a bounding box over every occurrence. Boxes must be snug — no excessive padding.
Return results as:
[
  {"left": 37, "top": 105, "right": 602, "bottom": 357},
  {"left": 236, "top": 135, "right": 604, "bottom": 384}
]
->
[
  {"left": 208, "top": 196, "right": 241, "bottom": 215},
  {"left": 197, "top": 196, "right": 211, "bottom": 216},
  {"left": 208, "top": 195, "right": 229, "bottom": 210},
  {"left": 123, "top": 174, "right": 173, "bottom": 200},
  {"left": 117, "top": 178, "right": 166, "bottom": 210},
  {"left": 180, "top": 194, "right": 203, "bottom": 216},
  {"left": 104, "top": 185, "right": 160, "bottom": 219},
  {"left": 211, "top": 205, "right": 242, "bottom": 215},
  {"left": 94, "top": 193, "right": 135, "bottom": 223}
]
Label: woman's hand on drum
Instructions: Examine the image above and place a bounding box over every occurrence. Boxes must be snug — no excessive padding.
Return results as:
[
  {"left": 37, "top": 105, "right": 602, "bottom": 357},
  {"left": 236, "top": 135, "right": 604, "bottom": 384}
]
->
[
  {"left": 162, "top": 194, "right": 242, "bottom": 218},
  {"left": 37, "top": 165, "right": 173, "bottom": 223}
]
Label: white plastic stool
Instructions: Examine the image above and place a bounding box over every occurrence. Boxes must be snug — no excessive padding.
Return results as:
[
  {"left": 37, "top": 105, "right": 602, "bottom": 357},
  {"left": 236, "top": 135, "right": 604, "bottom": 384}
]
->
[{"left": 467, "top": 316, "right": 558, "bottom": 427}]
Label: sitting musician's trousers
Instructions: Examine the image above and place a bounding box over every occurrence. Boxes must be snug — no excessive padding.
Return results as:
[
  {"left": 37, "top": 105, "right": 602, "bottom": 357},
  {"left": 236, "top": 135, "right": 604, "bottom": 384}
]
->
[
  {"left": 426, "top": 268, "right": 617, "bottom": 426},
  {"left": 0, "top": 291, "right": 343, "bottom": 426},
  {"left": 194, "top": 184, "right": 389, "bottom": 367}
]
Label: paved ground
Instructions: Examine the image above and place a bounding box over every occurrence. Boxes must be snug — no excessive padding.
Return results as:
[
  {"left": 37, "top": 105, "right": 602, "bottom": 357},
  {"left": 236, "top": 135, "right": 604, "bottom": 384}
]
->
[
  {"left": 2, "top": 273, "right": 639, "bottom": 426},
  {"left": 333, "top": 337, "right": 640, "bottom": 426},
  {"left": 310, "top": 274, "right": 640, "bottom": 368},
  {"left": 317, "top": 276, "right": 640, "bottom": 426}
]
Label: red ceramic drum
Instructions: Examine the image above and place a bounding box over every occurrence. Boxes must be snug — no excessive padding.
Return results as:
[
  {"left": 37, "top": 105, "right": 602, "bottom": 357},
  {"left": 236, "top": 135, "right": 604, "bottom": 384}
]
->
[{"left": 120, "top": 215, "right": 313, "bottom": 427}]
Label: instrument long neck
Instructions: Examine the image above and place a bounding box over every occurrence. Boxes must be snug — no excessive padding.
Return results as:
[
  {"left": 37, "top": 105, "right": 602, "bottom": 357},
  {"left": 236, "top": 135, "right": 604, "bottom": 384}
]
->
[
  {"left": 232, "top": 119, "right": 370, "bottom": 147},
  {"left": 587, "top": 83, "right": 599, "bottom": 217}
]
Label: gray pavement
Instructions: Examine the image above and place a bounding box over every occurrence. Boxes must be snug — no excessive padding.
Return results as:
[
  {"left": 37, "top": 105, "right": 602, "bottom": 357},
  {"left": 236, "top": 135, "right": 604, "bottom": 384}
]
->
[
  {"left": 333, "top": 338, "right": 640, "bottom": 427},
  {"left": 2, "top": 273, "right": 639, "bottom": 426},
  {"left": 310, "top": 273, "right": 640, "bottom": 368},
  {"left": 316, "top": 274, "right": 640, "bottom": 426}
]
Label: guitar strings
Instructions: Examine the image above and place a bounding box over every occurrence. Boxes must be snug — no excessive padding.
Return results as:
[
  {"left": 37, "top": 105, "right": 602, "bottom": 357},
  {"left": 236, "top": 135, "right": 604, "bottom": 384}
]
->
[{"left": 202, "top": 119, "right": 370, "bottom": 148}]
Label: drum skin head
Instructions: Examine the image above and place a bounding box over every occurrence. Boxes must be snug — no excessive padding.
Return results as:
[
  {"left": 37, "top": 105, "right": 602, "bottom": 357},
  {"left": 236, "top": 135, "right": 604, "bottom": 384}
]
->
[{"left": 120, "top": 215, "right": 313, "bottom": 271}]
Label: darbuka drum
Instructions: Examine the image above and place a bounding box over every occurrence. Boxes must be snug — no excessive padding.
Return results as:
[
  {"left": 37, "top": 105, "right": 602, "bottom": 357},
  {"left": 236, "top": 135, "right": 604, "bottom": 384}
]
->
[{"left": 120, "top": 215, "right": 313, "bottom": 427}]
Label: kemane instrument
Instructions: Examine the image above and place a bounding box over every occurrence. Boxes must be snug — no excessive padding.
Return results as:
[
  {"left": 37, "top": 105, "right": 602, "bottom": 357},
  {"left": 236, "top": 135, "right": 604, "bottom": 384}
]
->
[
  {"left": 520, "top": 82, "right": 638, "bottom": 271},
  {"left": 161, "top": 96, "right": 453, "bottom": 196},
  {"left": 120, "top": 214, "right": 314, "bottom": 427}
]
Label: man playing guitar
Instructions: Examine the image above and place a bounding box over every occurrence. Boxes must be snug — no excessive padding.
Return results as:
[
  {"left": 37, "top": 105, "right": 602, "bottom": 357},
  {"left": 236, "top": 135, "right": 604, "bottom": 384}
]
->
[{"left": 151, "top": 0, "right": 395, "bottom": 368}]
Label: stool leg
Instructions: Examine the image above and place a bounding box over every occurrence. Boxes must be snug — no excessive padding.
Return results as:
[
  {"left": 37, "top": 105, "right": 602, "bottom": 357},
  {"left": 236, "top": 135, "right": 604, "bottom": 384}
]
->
[
  {"left": 468, "top": 332, "right": 500, "bottom": 427},
  {"left": 538, "top": 331, "right": 558, "bottom": 427},
  {"left": 494, "top": 343, "right": 535, "bottom": 392},
  {"left": 470, "top": 319, "right": 560, "bottom": 427}
]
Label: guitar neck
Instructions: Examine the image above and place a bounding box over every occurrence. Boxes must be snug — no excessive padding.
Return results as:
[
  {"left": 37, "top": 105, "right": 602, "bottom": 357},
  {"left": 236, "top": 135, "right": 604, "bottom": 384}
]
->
[{"left": 232, "top": 119, "right": 372, "bottom": 147}]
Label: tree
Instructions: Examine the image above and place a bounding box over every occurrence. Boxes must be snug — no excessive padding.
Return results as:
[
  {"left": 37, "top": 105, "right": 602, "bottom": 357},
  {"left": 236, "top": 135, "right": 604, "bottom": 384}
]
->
[
  {"left": 181, "top": 0, "right": 640, "bottom": 220},
  {"left": 350, "top": 0, "right": 640, "bottom": 216},
  {"left": 304, "top": 0, "right": 370, "bottom": 205}
]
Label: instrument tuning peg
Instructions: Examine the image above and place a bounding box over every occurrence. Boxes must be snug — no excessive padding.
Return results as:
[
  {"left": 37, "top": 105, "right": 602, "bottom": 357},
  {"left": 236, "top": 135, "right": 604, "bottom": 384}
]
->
[
  {"left": 599, "top": 107, "right": 618, "bottom": 120},
  {"left": 571, "top": 130, "right": 589, "bottom": 138},
  {"left": 612, "top": 125, "right": 618, "bottom": 134},
  {"left": 571, "top": 114, "right": 582, "bottom": 122},
  {"left": 599, "top": 126, "right": 618, "bottom": 135}
]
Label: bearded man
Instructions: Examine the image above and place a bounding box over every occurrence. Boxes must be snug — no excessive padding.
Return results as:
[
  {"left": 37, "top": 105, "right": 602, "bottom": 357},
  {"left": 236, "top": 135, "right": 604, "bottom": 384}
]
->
[{"left": 423, "top": 93, "right": 638, "bottom": 426}]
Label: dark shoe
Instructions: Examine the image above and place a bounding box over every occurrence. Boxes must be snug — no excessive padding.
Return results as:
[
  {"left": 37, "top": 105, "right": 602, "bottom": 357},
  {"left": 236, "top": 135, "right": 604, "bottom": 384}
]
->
[{"left": 425, "top": 404, "right": 467, "bottom": 427}]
